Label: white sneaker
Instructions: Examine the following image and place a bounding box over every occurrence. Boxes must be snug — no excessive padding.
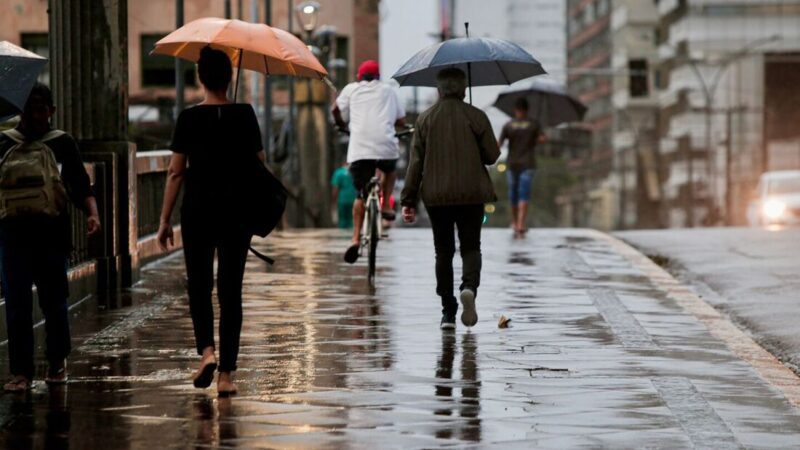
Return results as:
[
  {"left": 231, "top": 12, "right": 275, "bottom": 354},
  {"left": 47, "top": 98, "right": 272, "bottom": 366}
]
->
[{"left": 459, "top": 289, "right": 477, "bottom": 327}]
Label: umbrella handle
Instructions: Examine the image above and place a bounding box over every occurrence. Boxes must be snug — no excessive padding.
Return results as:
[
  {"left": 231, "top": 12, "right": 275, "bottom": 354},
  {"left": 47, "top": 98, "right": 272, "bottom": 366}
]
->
[{"left": 233, "top": 48, "right": 243, "bottom": 102}]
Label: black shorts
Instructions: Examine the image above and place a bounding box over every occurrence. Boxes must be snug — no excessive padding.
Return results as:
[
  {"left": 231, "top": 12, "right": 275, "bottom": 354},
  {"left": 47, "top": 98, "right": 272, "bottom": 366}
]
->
[{"left": 349, "top": 159, "right": 397, "bottom": 198}]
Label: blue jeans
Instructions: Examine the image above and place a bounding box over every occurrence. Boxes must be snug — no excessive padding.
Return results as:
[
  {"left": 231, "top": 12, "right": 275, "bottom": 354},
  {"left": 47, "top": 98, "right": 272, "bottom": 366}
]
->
[
  {"left": 507, "top": 169, "right": 535, "bottom": 206},
  {"left": 0, "top": 227, "right": 71, "bottom": 379}
]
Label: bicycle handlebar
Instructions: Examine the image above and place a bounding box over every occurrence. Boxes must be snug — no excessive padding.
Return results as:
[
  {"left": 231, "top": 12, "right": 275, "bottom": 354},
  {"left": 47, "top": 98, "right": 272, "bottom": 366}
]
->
[{"left": 336, "top": 126, "right": 415, "bottom": 138}]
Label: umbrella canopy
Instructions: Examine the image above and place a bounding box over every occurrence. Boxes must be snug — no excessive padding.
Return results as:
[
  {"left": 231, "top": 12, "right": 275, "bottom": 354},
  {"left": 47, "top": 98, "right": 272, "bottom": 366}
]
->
[
  {"left": 0, "top": 41, "right": 47, "bottom": 123},
  {"left": 152, "top": 18, "right": 328, "bottom": 79},
  {"left": 391, "top": 36, "right": 545, "bottom": 88},
  {"left": 493, "top": 78, "right": 587, "bottom": 127}
]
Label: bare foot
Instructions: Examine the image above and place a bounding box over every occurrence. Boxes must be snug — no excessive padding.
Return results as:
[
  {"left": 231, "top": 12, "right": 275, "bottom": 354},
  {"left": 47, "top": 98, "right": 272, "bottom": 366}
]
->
[
  {"left": 193, "top": 348, "right": 217, "bottom": 389},
  {"left": 217, "top": 372, "right": 237, "bottom": 397}
]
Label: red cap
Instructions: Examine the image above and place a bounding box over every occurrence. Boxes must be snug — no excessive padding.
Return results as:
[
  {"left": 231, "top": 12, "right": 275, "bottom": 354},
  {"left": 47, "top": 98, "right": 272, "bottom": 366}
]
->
[{"left": 357, "top": 60, "right": 380, "bottom": 81}]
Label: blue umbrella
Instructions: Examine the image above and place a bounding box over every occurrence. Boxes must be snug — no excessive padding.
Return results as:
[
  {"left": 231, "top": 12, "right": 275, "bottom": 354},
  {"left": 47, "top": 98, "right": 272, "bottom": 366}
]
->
[
  {"left": 0, "top": 41, "right": 47, "bottom": 123},
  {"left": 391, "top": 23, "right": 545, "bottom": 102},
  {"left": 494, "top": 78, "right": 587, "bottom": 127}
]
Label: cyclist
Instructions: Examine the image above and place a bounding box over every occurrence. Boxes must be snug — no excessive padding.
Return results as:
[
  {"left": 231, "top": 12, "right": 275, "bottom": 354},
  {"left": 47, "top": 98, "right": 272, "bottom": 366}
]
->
[{"left": 332, "top": 60, "right": 406, "bottom": 264}]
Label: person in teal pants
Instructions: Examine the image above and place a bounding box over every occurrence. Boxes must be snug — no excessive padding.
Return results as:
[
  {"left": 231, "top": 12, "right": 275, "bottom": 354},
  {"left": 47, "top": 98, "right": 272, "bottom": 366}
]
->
[{"left": 331, "top": 163, "right": 357, "bottom": 229}]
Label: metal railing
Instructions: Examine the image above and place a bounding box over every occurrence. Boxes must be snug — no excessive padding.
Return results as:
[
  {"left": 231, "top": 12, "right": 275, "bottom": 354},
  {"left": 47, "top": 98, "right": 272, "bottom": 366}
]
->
[
  {"left": 135, "top": 150, "right": 180, "bottom": 238},
  {"left": 68, "top": 163, "right": 96, "bottom": 268}
]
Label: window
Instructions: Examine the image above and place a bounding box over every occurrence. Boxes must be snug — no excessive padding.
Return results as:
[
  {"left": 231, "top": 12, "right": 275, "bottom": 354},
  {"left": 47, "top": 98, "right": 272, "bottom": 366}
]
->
[
  {"left": 583, "top": 3, "right": 595, "bottom": 25},
  {"left": 597, "top": 0, "right": 610, "bottom": 16},
  {"left": 629, "top": 59, "right": 649, "bottom": 97},
  {"left": 569, "top": 16, "right": 581, "bottom": 35},
  {"left": 141, "top": 34, "right": 196, "bottom": 88},
  {"left": 21, "top": 33, "right": 49, "bottom": 86}
]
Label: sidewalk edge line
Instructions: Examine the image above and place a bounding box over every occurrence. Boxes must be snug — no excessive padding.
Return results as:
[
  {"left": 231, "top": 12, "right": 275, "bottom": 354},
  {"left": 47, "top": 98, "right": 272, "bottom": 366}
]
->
[{"left": 599, "top": 232, "right": 800, "bottom": 409}]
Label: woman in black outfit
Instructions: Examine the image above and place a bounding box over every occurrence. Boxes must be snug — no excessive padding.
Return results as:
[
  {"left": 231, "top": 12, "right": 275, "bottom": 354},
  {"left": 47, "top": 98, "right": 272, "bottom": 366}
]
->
[{"left": 157, "top": 47, "right": 265, "bottom": 396}]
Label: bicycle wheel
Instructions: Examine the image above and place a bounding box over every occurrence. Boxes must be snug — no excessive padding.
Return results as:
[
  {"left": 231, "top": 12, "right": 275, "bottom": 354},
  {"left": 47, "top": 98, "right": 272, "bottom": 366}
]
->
[{"left": 367, "top": 199, "right": 379, "bottom": 286}]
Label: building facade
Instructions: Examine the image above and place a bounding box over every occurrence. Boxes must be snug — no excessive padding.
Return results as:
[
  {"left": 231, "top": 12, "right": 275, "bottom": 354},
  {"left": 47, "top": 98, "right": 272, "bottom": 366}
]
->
[
  {"left": 655, "top": 0, "right": 800, "bottom": 227},
  {"left": 561, "top": 0, "right": 800, "bottom": 230},
  {"left": 562, "top": 0, "right": 615, "bottom": 230},
  {"left": 1, "top": 0, "right": 378, "bottom": 126},
  {"left": 610, "top": 0, "right": 661, "bottom": 229}
]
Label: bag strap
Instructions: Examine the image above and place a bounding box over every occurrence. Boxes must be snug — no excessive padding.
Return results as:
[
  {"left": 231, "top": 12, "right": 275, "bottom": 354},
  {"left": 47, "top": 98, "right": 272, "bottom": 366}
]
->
[
  {"left": 2, "top": 128, "right": 65, "bottom": 144},
  {"left": 0, "top": 129, "right": 25, "bottom": 169},
  {"left": 2, "top": 129, "right": 25, "bottom": 144},
  {"left": 249, "top": 246, "right": 275, "bottom": 265},
  {"left": 41, "top": 129, "right": 66, "bottom": 142},
  {"left": 0, "top": 129, "right": 66, "bottom": 171}
]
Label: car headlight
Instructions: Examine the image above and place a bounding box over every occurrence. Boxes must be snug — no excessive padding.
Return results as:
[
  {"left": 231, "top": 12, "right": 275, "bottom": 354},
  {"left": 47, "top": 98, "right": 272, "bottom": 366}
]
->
[{"left": 763, "top": 199, "right": 787, "bottom": 220}]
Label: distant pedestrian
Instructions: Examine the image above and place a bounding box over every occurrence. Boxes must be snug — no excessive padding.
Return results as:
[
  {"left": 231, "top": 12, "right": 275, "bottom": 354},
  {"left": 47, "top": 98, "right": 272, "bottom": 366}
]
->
[
  {"left": 332, "top": 60, "right": 406, "bottom": 263},
  {"left": 497, "top": 98, "right": 545, "bottom": 236},
  {"left": 0, "top": 83, "right": 101, "bottom": 391},
  {"left": 331, "top": 162, "right": 357, "bottom": 229},
  {"left": 157, "top": 47, "right": 265, "bottom": 397},
  {"left": 401, "top": 68, "right": 500, "bottom": 329}
]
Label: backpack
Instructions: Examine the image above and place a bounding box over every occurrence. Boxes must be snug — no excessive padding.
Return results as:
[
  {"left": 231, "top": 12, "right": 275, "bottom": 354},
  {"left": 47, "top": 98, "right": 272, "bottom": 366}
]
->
[{"left": 0, "top": 129, "right": 68, "bottom": 220}]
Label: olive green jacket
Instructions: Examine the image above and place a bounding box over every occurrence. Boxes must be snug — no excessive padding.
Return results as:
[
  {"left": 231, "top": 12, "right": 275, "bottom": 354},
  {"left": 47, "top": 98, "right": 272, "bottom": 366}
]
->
[{"left": 401, "top": 97, "right": 500, "bottom": 208}]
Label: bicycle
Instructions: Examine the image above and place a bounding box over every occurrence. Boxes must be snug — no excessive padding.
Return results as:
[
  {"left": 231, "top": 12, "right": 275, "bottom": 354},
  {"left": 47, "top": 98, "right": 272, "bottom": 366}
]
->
[{"left": 338, "top": 126, "right": 414, "bottom": 287}]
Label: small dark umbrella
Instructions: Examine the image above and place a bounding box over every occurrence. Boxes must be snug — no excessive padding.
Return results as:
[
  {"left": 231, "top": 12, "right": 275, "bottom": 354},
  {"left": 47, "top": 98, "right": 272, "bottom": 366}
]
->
[
  {"left": 0, "top": 41, "right": 47, "bottom": 123},
  {"left": 391, "top": 23, "right": 545, "bottom": 103},
  {"left": 493, "top": 78, "right": 587, "bottom": 127}
]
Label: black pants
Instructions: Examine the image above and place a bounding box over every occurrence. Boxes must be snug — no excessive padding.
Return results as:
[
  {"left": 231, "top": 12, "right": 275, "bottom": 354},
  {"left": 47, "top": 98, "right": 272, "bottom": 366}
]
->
[
  {"left": 426, "top": 204, "right": 484, "bottom": 315},
  {"left": 182, "top": 222, "right": 251, "bottom": 372},
  {"left": 0, "top": 228, "right": 71, "bottom": 380}
]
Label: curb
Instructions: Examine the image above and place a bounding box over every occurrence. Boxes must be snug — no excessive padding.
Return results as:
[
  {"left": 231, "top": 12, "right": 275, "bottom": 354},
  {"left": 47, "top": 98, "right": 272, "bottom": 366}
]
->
[{"left": 599, "top": 232, "right": 800, "bottom": 408}]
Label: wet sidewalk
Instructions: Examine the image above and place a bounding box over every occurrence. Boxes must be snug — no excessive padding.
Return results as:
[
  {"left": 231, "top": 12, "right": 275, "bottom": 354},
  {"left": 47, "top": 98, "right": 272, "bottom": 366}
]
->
[{"left": 1, "top": 228, "right": 800, "bottom": 449}]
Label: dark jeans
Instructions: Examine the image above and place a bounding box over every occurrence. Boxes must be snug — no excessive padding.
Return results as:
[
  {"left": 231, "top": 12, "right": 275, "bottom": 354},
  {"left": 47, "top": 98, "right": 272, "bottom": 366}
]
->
[
  {"left": 427, "top": 204, "right": 484, "bottom": 315},
  {"left": 0, "top": 228, "right": 71, "bottom": 380},
  {"left": 182, "top": 222, "right": 251, "bottom": 372}
]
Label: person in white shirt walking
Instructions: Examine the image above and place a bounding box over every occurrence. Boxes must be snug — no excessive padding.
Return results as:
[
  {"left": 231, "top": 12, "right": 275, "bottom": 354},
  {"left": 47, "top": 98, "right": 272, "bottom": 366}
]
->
[{"left": 332, "top": 60, "right": 406, "bottom": 263}]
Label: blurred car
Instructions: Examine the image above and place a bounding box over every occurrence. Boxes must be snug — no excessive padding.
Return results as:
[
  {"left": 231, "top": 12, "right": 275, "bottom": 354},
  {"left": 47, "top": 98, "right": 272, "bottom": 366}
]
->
[{"left": 747, "top": 170, "right": 800, "bottom": 226}]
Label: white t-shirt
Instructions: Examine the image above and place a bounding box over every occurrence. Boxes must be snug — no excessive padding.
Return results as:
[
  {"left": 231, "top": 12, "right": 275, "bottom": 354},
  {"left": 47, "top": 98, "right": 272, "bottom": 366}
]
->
[{"left": 336, "top": 80, "right": 405, "bottom": 163}]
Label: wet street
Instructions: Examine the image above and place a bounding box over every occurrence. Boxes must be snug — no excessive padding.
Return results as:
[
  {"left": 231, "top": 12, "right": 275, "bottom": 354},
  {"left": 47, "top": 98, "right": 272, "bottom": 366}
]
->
[{"left": 2, "top": 228, "right": 800, "bottom": 449}]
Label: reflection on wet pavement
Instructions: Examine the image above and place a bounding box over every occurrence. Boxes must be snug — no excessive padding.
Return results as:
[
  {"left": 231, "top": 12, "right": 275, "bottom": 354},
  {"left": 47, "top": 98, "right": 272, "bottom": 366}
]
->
[{"left": 0, "top": 228, "right": 799, "bottom": 448}]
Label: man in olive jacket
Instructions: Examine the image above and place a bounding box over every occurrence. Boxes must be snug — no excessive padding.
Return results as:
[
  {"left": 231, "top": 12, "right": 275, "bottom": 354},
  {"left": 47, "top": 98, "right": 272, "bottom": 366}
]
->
[{"left": 401, "top": 68, "right": 500, "bottom": 329}]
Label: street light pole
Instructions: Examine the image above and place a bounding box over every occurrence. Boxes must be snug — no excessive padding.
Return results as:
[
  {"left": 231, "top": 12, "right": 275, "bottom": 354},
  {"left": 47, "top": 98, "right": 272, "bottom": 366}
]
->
[{"left": 682, "top": 35, "right": 780, "bottom": 226}]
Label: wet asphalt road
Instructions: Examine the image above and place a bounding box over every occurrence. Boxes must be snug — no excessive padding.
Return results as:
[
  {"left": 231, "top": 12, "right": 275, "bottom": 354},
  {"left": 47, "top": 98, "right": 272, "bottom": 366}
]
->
[
  {"left": 618, "top": 227, "right": 800, "bottom": 374},
  {"left": 1, "top": 228, "right": 800, "bottom": 449}
]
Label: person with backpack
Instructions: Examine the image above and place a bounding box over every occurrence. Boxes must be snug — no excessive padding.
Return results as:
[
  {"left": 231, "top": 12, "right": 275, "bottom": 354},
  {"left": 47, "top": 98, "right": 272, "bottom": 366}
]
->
[
  {"left": 157, "top": 47, "right": 267, "bottom": 397},
  {"left": 0, "top": 83, "right": 101, "bottom": 392}
]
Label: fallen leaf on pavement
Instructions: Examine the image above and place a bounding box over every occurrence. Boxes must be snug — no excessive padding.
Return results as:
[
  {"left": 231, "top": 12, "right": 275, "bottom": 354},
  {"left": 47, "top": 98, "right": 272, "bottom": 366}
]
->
[{"left": 498, "top": 315, "right": 511, "bottom": 328}]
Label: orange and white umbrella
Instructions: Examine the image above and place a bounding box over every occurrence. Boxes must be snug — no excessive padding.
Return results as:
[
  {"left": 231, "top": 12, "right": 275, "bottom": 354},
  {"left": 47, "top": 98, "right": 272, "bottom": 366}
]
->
[{"left": 152, "top": 17, "right": 329, "bottom": 96}]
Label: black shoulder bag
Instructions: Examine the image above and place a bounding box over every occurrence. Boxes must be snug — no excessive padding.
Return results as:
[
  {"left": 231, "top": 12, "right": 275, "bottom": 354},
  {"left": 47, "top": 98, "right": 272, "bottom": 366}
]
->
[{"left": 243, "top": 161, "right": 288, "bottom": 265}]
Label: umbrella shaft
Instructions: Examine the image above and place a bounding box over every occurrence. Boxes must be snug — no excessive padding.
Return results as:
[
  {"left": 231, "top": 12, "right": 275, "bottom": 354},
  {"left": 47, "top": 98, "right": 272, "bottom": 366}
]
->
[{"left": 467, "top": 62, "right": 472, "bottom": 105}]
